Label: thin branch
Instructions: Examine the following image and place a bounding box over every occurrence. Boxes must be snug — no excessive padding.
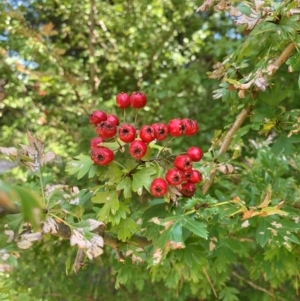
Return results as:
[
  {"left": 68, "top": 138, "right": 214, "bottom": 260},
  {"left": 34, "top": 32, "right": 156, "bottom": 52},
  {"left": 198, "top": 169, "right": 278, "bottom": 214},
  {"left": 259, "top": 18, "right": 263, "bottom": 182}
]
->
[
  {"left": 268, "top": 42, "right": 295, "bottom": 77},
  {"left": 232, "top": 271, "right": 288, "bottom": 301},
  {"left": 203, "top": 267, "right": 218, "bottom": 298}
]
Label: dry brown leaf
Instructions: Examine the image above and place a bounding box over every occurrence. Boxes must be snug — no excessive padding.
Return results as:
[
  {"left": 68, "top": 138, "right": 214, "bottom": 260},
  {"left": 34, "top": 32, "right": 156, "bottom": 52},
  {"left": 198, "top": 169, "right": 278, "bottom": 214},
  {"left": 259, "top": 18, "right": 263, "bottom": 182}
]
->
[
  {"left": 257, "top": 185, "right": 272, "bottom": 208},
  {"left": 41, "top": 151, "right": 56, "bottom": 165},
  {"left": 0, "top": 147, "right": 18, "bottom": 157}
]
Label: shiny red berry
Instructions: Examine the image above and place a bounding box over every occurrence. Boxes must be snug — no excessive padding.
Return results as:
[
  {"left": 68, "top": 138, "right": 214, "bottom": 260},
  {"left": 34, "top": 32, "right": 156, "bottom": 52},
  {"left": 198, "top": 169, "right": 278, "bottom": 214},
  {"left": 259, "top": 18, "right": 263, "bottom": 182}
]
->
[
  {"left": 189, "top": 170, "right": 203, "bottom": 184},
  {"left": 90, "top": 110, "right": 107, "bottom": 126},
  {"left": 96, "top": 121, "right": 117, "bottom": 138},
  {"left": 182, "top": 119, "right": 198, "bottom": 136},
  {"left": 174, "top": 155, "right": 193, "bottom": 171},
  {"left": 139, "top": 125, "right": 155, "bottom": 143},
  {"left": 106, "top": 114, "right": 120, "bottom": 126},
  {"left": 152, "top": 123, "right": 169, "bottom": 141},
  {"left": 180, "top": 182, "right": 196, "bottom": 197},
  {"left": 167, "top": 119, "right": 186, "bottom": 137},
  {"left": 116, "top": 92, "right": 131, "bottom": 109},
  {"left": 187, "top": 146, "right": 203, "bottom": 162},
  {"left": 165, "top": 168, "right": 184, "bottom": 186},
  {"left": 129, "top": 140, "right": 147, "bottom": 159},
  {"left": 130, "top": 91, "right": 147, "bottom": 108},
  {"left": 183, "top": 169, "right": 193, "bottom": 181},
  {"left": 91, "top": 147, "right": 114, "bottom": 166},
  {"left": 119, "top": 124, "right": 136, "bottom": 143},
  {"left": 90, "top": 137, "right": 105, "bottom": 148},
  {"left": 150, "top": 178, "right": 168, "bottom": 197}
]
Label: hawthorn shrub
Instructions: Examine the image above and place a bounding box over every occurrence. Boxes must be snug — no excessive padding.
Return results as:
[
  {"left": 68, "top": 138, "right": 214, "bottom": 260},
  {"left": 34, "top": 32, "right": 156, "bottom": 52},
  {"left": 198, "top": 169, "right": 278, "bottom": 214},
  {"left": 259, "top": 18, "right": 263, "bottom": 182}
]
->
[{"left": 1, "top": 1, "right": 300, "bottom": 301}]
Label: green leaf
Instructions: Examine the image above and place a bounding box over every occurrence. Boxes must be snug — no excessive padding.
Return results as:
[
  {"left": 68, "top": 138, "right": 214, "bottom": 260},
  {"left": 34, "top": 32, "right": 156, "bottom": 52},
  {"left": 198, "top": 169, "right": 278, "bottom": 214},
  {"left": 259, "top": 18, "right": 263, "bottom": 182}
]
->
[
  {"left": 256, "top": 218, "right": 270, "bottom": 247},
  {"left": 100, "top": 162, "right": 123, "bottom": 184},
  {"left": 272, "top": 135, "right": 297, "bottom": 157},
  {"left": 116, "top": 177, "right": 132, "bottom": 199},
  {"left": 182, "top": 217, "right": 208, "bottom": 239},
  {"left": 65, "top": 155, "right": 94, "bottom": 179},
  {"left": 94, "top": 191, "right": 119, "bottom": 222},
  {"left": 13, "top": 186, "right": 44, "bottom": 230},
  {"left": 219, "top": 286, "right": 239, "bottom": 301},
  {"left": 116, "top": 218, "right": 137, "bottom": 241},
  {"left": 132, "top": 166, "right": 157, "bottom": 193}
]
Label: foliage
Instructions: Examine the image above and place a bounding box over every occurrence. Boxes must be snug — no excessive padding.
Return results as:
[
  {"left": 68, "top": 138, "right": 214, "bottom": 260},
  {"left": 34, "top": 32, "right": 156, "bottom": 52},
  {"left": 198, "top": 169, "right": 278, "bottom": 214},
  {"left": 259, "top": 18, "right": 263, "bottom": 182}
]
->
[{"left": 1, "top": 0, "right": 300, "bottom": 300}]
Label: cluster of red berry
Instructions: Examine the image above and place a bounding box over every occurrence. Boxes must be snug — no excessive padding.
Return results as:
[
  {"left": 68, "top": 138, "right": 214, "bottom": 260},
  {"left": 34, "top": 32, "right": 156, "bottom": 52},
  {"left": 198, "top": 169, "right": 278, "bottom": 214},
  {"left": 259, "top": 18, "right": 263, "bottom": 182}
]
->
[
  {"left": 89, "top": 91, "right": 203, "bottom": 198},
  {"left": 150, "top": 147, "right": 203, "bottom": 198}
]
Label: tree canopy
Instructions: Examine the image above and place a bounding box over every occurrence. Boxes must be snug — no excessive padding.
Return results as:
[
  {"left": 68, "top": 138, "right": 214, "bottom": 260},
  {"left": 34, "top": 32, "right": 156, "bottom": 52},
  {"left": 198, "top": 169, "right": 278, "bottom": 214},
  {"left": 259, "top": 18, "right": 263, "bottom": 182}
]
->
[{"left": 1, "top": 1, "right": 300, "bottom": 300}]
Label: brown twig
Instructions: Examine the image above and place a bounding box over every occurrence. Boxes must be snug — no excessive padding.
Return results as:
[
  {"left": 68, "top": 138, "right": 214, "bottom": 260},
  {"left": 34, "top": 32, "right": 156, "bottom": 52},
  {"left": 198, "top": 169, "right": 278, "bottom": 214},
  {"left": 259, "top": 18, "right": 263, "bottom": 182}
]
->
[{"left": 203, "top": 267, "right": 218, "bottom": 298}]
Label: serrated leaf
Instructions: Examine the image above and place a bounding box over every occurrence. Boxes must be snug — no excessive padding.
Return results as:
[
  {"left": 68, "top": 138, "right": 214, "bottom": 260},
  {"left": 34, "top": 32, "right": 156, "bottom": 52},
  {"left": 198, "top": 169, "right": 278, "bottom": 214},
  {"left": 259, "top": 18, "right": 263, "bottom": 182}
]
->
[
  {"left": 256, "top": 218, "right": 270, "bottom": 247},
  {"left": 96, "top": 191, "right": 119, "bottom": 222},
  {"left": 116, "top": 218, "right": 137, "bottom": 241},
  {"left": 92, "top": 191, "right": 117, "bottom": 204},
  {"left": 132, "top": 166, "right": 157, "bottom": 192},
  {"left": 125, "top": 158, "right": 137, "bottom": 172},
  {"left": 116, "top": 177, "right": 132, "bottom": 199},
  {"left": 66, "top": 155, "right": 94, "bottom": 179},
  {"left": 101, "top": 162, "right": 123, "bottom": 184},
  {"left": 182, "top": 217, "right": 208, "bottom": 239}
]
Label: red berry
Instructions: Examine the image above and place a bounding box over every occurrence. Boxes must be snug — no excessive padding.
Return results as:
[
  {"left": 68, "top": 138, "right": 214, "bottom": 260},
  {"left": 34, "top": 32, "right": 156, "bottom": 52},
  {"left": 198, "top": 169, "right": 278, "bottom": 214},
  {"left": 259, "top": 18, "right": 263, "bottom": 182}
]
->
[
  {"left": 187, "top": 146, "right": 203, "bottom": 162},
  {"left": 129, "top": 140, "right": 147, "bottom": 159},
  {"left": 91, "top": 147, "right": 114, "bottom": 166},
  {"left": 189, "top": 170, "right": 203, "bottom": 184},
  {"left": 183, "top": 170, "right": 193, "bottom": 181},
  {"left": 90, "top": 137, "right": 105, "bottom": 148},
  {"left": 96, "top": 121, "right": 117, "bottom": 138},
  {"left": 182, "top": 119, "right": 198, "bottom": 136},
  {"left": 119, "top": 124, "right": 136, "bottom": 143},
  {"left": 116, "top": 92, "right": 131, "bottom": 109},
  {"left": 106, "top": 114, "right": 120, "bottom": 126},
  {"left": 174, "top": 155, "right": 193, "bottom": 171},
  {"left": 130, "top": 91, "right": 147, "bottom": 108},
  {"left": 152, "top": 123, "right": 169, "bottom": 141},
  {"left": 90, "top": 110, "right": 107, "bottom": 126},
  {"left": 139, "top": 125, "right": 155, "bottom": 143},
  {"left": 167, "top": 119, "right": 186, "bottom": 137},
  {"left": 165, "top": 168, "right": 184, "bottom": 186},
  {"left": 180, "top": 182, "right": 196, "bottom": 197},
  {"left": 150, "top": 178, "right": 168, "bottom": 197}
]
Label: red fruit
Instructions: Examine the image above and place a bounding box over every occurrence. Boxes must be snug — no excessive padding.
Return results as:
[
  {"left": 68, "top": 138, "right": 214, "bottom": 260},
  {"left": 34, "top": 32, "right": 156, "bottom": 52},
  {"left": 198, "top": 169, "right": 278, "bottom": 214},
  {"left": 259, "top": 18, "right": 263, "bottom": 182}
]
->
[
  {"left": 91, "top": 147, "right": 114, "bottom": 166},
  {"left": 167, "top": 119, "right": 186, "bottom": 137},
  {"left": 129, "top": 140, "right": 147, "bottom": 159},
  {"left": 187, "top": 146, "right": 203, "bottom": 162},
  {"left": 130, "top": 91, "right": 147, "bottom": 108},
  {"left": 96, "top": 121, "right": 117, "bottom": 138},
  {"left": 90, "top": 110, "right": 107, "bottom": 126},
  {"left": 119, "top": 124, "right": 136, "bottom": 143},
  {"left": 180, "top": 182, "right": 196, "bottom": 197},
  {"left": 116, "top": 92, "right": 131, "bottom": 109},
  {"left": 182, "top": 119, "right": 198, "bottom": 136},
  {"left": 152, "top": 123, "right": 169, "bottom": 141},
  {"left": 189, "top": 170, "right": 203, "bottom": 184},
  {"left": 183, "top": 170, "right": 193, "bottom": 181},
  {"left": 174, "top": 155, "right": 193, "bottom": 171},
  {"left": 106, "top": 114, "right": 120, "bottom": 126},
  {"left": 150, "top": 178, "right": 168, "bottom": 197},
  {"left": 165, "top": 168, "right": 184, "bottom": 186},
  {"left": 139, "top": 125, "right": 155, "bottom": 143},
  {"left": 90, "top": 137, "right": 105, "bottom": 148}
]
